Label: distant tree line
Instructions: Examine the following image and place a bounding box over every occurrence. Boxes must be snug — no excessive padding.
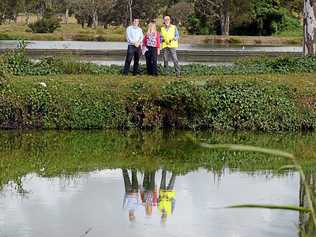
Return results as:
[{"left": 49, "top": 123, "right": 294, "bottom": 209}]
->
[
  {"left": 0, "top": 0, "right": 310, "bottom": 37},
  {"left": 0, "top": 0, "right": 170, "bottom": 27}
]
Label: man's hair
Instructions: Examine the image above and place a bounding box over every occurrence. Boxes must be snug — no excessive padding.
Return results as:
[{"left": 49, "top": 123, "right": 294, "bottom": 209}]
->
[{"left": 133, "top": 17, "right": 140, "bottom": 21}]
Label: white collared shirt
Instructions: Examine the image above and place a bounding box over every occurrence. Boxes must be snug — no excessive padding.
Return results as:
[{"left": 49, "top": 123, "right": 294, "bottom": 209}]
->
[{"left": 126, "top": 26, "right": 144, "bottom": 45}]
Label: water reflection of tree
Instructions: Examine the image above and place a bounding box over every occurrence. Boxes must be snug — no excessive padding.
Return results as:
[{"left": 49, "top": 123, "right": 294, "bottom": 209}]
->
[{"left": 299, "top": 173, "right": 316, "bottom": 236}]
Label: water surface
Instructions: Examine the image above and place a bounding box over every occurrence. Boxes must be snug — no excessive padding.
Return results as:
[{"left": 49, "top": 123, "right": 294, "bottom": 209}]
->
[
  {"left": 0, "top": 40, "right": 302, "bottom": 52},
  {"left": 0, "top": 131, "right": 315, "bottom": 237},
  {"left": 1, "top": 169, "right": 300, "bottom": 237}
]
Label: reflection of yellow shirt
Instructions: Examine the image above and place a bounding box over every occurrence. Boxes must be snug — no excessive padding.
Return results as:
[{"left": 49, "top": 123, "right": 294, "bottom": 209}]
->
[{"left": 158, "top": 190, "right": 176, "bottom": 216}]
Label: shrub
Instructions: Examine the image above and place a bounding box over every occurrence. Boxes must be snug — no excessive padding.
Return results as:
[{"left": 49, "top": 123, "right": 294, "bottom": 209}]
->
[
  {"left": 161, "top": 80, "right": 303, "bottom": 131},
  {"left": 28, "top": 17, "right": 61, "bottom": 33},
  {"left": 1, "top": 40, "right": 32, "bottom": 75},
  {"left": 274, "top": 8, "right": 302, "bottom": 37},
  {"left": 228, "top": 37, "right": 242, "bottom": 44},
  {"left": 0, "top": 76, "right": 315, "bottom": 131},
  {"left": 0, "top": 33, "right": 11, "bottom": 40},
  {"left": 187, "top": 15, "right": 211, "bottom": 35}
]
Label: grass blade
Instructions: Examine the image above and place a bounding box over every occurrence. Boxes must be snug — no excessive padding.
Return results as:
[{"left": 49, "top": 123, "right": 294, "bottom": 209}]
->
[
  {"left": 227, "top": 204, "right": 311, "bottom": 213},
  {"left": 200, "top": 143, "right": 295, "bottom": 159}
]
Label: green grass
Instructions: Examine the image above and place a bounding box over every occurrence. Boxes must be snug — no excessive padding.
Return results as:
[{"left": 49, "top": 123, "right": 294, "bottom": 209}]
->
[{"left": 227, "top": 204, "right": 311, "bottom": 213}]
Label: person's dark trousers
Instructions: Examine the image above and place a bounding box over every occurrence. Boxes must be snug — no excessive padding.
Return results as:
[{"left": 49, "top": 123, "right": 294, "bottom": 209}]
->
[
  {"left": 160, "top": 170, "right": 167, "bottom": 189},
  {"left": 122, "top": 169, "right": 139, "bottom": 193},
  {"left": 131, "top": 169, "right": 139, "bottom": 192},
  {"left": 167, "top": 173, "right": 176, "bottom": 190},
  {"left": 149, "top": 172, "right": 156, "bottom": 190},
  {"left": 123, "top": 45, "right": 141, "bottom": 75},
  {"left": 145, "top": 46, "right": 158, "bottom": 76},
  {"left": 160, "top": 170, "right": 176, "bottom": 190},
  {"left": 122, "top": 169, "right": 132, "bottom": 193},
  {"left": 143, "top": 172, "right": 150, "bottom": 190},
  {"left": 143, "top": 171, "right": 156, "bottom": 190}
]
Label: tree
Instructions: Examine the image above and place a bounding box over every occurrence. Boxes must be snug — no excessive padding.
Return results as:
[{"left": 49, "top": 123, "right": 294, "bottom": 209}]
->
[
  {"left": 0, "top": 0, "right": 19, "bottom": 23},
  {"left": 73, "top": 0, "right": 112, "bottom": 28},
  {"left": 18, "top": 0, "right": 38, "bottom": 24},
  {"left": 167, "top": 1, "right": 194, "bottom": 26},
  {"left": 281, "top": 0, "right": 303, "bottom": 15},
  {"left": 63, "top": 0, "right": 77, "bottom": 24},
  {"left": 133, "top": 0, "right": 167, "bottom": 23},
  {"left": 110, "top": 0, "right": 166, "bottom": 26},
  {"left": 303, "top": 0, "right": 316, "bottom": 55},
  {"left": 127, "top": 0, "right": 133, "bottom": 24},
  {"left": 194, "top": 0, "right": 231, "bottom": 35},
  {"left": 52, "top": 0, "right": 77, "bottom": 24}
]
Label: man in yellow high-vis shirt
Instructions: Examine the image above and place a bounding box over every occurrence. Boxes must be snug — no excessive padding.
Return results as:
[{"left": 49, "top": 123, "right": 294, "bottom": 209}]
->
[
  {"left": 158, "top": 170, "right": 176, "bottom": 224},
  {"left": 160, "top": 16, "right": 181, "bottom": 77}
]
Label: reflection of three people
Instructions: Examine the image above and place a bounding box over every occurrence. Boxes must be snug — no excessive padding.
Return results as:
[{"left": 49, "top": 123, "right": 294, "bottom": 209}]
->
[{"left": 122, "top": 169, "right": 176, "bottom": 223}]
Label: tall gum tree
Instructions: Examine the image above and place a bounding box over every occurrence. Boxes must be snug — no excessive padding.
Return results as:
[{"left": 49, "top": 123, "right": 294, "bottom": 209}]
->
[
  {"left": 304, "top": 0, "right": 316, "bottom": 55},
  {"left": 194, "top": 0, "right": 231, "bottom": 35}
]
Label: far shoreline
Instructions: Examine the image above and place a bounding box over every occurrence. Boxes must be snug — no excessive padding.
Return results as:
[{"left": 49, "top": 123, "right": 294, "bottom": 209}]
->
[{"left": 0, "top": 23, "right": 303, "bottom": 46}]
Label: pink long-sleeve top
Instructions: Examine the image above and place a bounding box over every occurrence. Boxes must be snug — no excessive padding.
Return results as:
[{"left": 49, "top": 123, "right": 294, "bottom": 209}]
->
[{"left": 143, "top": 32, "right": 161, "bottom": 48}]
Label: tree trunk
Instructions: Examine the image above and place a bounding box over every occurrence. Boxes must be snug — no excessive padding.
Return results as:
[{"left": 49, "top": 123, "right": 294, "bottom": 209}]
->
[
  {"left": 128, "top": 0, "right": 133, "bottom": 25},
  {"left": 304, "top": 0, "right": 316, "bottom": 55},
  {"left": 65, "top": 8, "right": 69, "bottom": 24},
  {"left": 220, "top": 14, "right": 230, "bottom": 36},
  {"left": 92, "top": 10, "right": 98, "bottom": 28},
  {"left": 87, "top": 16, "right": 93, "bottom": 28},
  {"left": 14, "top": 14, "right": 18, "bottom": 23},
  {"left": 25, "top": 12, "right": 30, "bottom": 25},
  {"left": 220, "top": 0, "right": 230, "bottom": 36}
]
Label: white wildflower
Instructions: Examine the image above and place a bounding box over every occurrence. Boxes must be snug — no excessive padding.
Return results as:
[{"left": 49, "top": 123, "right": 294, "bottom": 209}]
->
[{"left": 39, "top": 82, "right": 47, "bottom": 87}]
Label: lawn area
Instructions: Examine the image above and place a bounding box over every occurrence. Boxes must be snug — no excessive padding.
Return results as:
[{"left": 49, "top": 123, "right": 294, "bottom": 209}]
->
[
  {"left": 0, "top": 23, "right": 303, "bottom": 45},
  {"left": 0, "top": 23, "right": 125, "bottom": 41}
]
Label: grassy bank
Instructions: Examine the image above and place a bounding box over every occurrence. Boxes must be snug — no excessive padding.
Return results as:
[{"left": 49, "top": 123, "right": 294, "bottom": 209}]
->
[
  {"left": 0, "top": 73, "right": 315, "bottom": 131},
  {"left": 0, "top": 23, "right": 302, "bottom": 45}
]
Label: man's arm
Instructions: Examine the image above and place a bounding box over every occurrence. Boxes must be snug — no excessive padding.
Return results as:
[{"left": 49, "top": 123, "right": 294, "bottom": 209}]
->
[
  {"left": 126, "top": 27, "right": 134, "bottom": 44},
  {"left": 140, "top": 29, "right": 144, "bottom": 42},
  {"left": 136, "top": 29, "right": 144, "bottom": 46}
]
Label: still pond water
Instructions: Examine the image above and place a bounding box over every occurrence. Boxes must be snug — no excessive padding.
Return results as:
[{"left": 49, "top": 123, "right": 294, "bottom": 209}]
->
[
  {"left": 0, "top": 40, "right": 303, "bottom": 52},
  {"left": 0, "top": 131, "right": 315, "bottom": 237}
]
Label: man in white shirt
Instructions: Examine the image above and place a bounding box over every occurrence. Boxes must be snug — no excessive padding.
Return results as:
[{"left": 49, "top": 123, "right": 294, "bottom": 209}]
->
[
  {"left": 123, "top": 17, "right": 144, "bottom": 75},
  {"left": 122, "top": 169, "right": 141, "bottom": 222}
]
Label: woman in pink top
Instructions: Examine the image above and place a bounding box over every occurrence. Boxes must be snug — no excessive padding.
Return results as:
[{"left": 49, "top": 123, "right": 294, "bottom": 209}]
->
[{"left": 143, "top": 21, "right": 161, "bottom": 76}]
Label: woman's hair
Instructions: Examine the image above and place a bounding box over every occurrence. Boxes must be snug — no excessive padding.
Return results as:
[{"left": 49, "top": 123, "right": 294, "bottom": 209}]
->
[{"left": 147, "top": 22, "right": 157, "bottom": 34}]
